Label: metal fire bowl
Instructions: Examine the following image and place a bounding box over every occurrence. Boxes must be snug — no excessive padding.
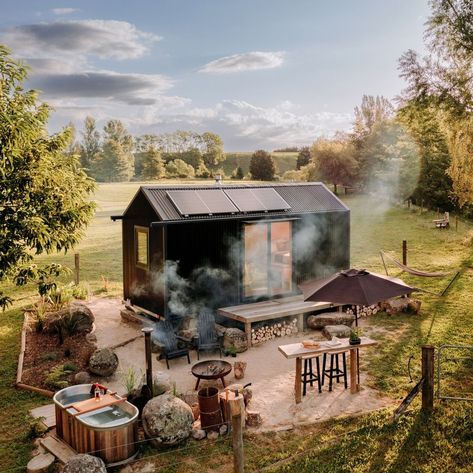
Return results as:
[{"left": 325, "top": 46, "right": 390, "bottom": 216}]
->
[{"left": 191, "top": 360, "right": 232, "bottom": 380}]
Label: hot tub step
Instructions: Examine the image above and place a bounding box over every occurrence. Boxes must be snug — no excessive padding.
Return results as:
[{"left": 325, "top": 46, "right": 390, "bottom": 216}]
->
[{"left": 40, "top": 434, "right": 77, "bottom": 464}]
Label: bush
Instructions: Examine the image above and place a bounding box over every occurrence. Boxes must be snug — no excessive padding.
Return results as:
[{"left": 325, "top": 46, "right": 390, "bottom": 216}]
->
[
  {"left": 44, "top": 364, "right": 75, "bottom": 390},
  {"left": 249, "top": 150, "right": 276, "bottom": 180},
  {"left": 165, "top": 159, "right": 195, "bottom": 178},
  {"left": 72, "top": 283, "right": 89, "bottom": 300},
  {"left": 232, "top": 166, "right": 244, "bottom": 180},
  {"left": 282, "top": 170, "right": 304, "bottom": 181}
]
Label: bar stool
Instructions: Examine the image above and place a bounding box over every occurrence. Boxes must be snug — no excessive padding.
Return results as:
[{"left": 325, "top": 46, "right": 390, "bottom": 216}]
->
[
  {"left": 301, "top": 356, "right": 322, "bottom": 396},
  {"left": 322, "top": 351, "right": 348, "bottom": 391}
]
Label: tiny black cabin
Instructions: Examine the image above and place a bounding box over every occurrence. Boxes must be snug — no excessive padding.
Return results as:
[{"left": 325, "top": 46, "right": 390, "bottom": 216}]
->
[{"left": 112, "top": 182, "right": 350, "bottom": 318}]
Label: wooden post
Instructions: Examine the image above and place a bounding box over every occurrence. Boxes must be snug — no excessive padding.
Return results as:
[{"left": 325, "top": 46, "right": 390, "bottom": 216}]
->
[
  {"left": 455, "top": 216, "right": 458, "bottom": 231},
  {"left": 420, "top": 199, "right": 424, "bottom": 214},
  {"left": 421, "top": 345, "right": 435, "bottom": 412},
  {"left": 244, "top": 322, "right": 252, "bottom": 348},
  {"left": 407, "top": 199, "right": 411, "bottom": 210},
  {"left": 349, "top": 348, "right": 358, "bottom": 394},
  {"left": 230, "top": 394, "right": 245, "bottom": 473},
  {"left": 402, "top": 240, "right": 407, "bottom": 266},
  {"left": 74, "top": 253, "right": 80, "bottom": 285},
  {"left": 295, "top": 357, "right": 302, "bottom": 404},
  {"left": 296, "top": 313, "right": 304, "bottom": 332},
  {"left": 142, "top": 327, "right": 154, "bottom": 396}
]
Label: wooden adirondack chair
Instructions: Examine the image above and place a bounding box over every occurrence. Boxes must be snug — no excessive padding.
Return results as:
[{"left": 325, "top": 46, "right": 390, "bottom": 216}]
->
[
  {"left": 155, "top": 320, "right": 191, "bottom": 369},
  {"left": 433, "top": 212, "right": 449, "bottom": 229},
  {"left": 194, "top": 308, "right": 223, "bottom": 360}
]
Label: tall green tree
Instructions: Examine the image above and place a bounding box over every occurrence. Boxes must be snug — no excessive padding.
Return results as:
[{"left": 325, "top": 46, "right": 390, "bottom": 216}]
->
[
  {"left": 80, "top": 116, "right": 100, "bottom": 170},
  {"left": 309, "top": 135, "right": 357, "bottom": 193},
  {"left": 399, "top": 0, "right": 473, "bottom": 208},
  {"left": 249, "top": 150, "right": 276, "bottom": 181},
  {"left": 140, "top": 146, "right": 165, "bottom": 180},
  {"left": 296, "top": 146, "right": 311, "bottom": 170},
  {"left": 201, "top": 132, "right": 225, "bottom": 168},
  {"left": 0, "top": 46, "right": 95, "bottom": 308}
]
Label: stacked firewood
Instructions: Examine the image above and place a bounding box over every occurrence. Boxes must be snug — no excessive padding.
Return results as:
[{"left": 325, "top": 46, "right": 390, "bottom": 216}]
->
[
  {"left": 345, "top": 304, "right": 379, "bottom": 318},
  {"left": 251, "top": 318, "right": 298, "bottom": 345}
]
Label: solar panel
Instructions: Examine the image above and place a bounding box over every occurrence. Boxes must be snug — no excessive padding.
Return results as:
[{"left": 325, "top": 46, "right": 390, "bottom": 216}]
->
[
  {"left": 224, "top": 188, "right": 266, "bottom": 212},
  {"left": 252, "top": 188, "right": 291, "bottom": 211},
  {"left": 196, "top": 189, "right": 239, "bottom": 214},
  {"left": 224, "top": 188, "right": 291, "bottom": 212},
  {"left": 166, "top": 189, "right": 238, "bottom": 216}
]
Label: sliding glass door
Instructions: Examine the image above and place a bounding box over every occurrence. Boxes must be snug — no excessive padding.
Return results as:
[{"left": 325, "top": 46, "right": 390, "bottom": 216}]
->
[{"left": 243, "top": 221, "right": 292, "bottom": 298}]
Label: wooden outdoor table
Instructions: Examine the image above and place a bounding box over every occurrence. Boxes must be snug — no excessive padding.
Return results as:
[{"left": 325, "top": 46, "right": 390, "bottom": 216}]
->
[{"left": 278, "top": 337, "right": 377, "bottom": 403}]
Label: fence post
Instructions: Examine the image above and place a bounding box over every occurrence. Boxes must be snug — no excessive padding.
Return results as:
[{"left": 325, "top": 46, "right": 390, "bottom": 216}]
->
[
  {"left": 421, "top": 345, "right": 435, "bottom": 412},
  {"left": 142, "top": 327, "right": 154, "bottom": 396},
  {"left": 230, "top": 394, "right": 245, "bottom": 473},
  {"left": 455, "top": 216, "right": 458, "bottom": 232},
  {"left": 74, "top": 253, "right": 80, "bottom": 285},
  {"left": 402, "top": 240, "right": 407, "bottom": 266}
]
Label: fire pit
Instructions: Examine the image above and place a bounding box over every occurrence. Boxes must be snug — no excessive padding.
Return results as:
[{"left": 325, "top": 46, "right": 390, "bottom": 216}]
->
[{"left": 191, "top": 360, "right": 232, "bottom": 390}]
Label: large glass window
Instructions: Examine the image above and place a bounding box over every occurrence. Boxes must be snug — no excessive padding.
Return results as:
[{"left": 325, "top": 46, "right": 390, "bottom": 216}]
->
[
  {"left": 243, "top": 221, "right": 292, "bottom": 298},
  {"left": 135, "top": 226, "right": 149, "bottom": 269}
]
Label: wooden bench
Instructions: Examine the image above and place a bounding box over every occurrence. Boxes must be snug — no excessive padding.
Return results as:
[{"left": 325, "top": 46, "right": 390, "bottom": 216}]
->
[
  {"left": 433, "top": 212, "right": 449, "bottom": 229},
  {"left": 218, "top": 295, "right": 341, "bottom": 347}
]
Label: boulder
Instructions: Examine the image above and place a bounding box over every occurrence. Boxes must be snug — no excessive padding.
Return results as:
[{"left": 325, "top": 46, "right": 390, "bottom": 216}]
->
[
  {"left": 63, "top": 454, "right": 106, "bottom": 473},
  {"left": 88, "top": 348, "right": 118, "bottom": 377},
  {"left": 73, "top": 371, "right": 90, "bottom": 385},
  {"left": 322, "top": 325, "right": 352, "bottom": 339},
  {"left": 26, "top": 453, "right": 55, "bottom": 473},
  {"left": 307, "top": 312, "right": 355, "bottom": 330},
  {"left": 246, "top": 410, "right": 263, "bottom": 427},
  {"left": 219, "top": 424, "right": 228, "bottom": 435},
  {"left": 215, "top": 324, "right": 227, "bottom": 337},
  {"left": 142, "top": 394, "right": 194, "bottom": 447},
  {"left": 153, "top": 371, "right": 172, "bottom": 395},
  {"left": 223, "top": 328, "right": 248, "bottom": 353},
  {"left": 207, "top": 430, "right": 219, "bottom": 441},
  {"left": 43, "top": 302, "right": 94, "bottom": 336}
]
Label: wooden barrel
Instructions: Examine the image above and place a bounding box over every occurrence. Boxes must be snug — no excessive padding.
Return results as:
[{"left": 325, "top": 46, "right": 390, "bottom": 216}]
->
[{"left": 198, "top": 387, "right": 223, "bottom": 432}]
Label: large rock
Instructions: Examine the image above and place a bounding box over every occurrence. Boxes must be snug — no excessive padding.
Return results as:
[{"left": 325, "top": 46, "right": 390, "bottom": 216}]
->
[
  {"left": 223, "top": 328, "right": 248, "bottom": 353},
  {"left": 73, "top": 371, "right": 91, "bottom": 385},
  {"left": 88, "top": 348, "right": 118, "bottom": 377},
  {"left": 142, "top": 394, "right": 194, "bottom": 447},
  {"left": 380, "top": 298, "right": 421, "bottom": 315},
  {"left": 43, "top": 302, "right": 94, "bottom": 336},
  {"left": 63, "top": 454, "right": 106, "bottom": 473},
  {"left": 153, "top": 371, "right": 172, "bottom": 395},
  {"left": 322, "top": 324, "right": 352, "bottom": 339},
  {"left": 307, "top": 312, "right": 355, "bottom": 330}
]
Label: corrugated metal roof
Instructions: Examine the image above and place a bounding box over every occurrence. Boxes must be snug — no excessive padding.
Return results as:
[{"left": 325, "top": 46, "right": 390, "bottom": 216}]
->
[{"left": 125, "top": 182, "right": 348, "bottom": 222}]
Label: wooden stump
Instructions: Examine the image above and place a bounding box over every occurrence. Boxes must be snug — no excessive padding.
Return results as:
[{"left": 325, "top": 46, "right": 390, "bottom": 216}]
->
[
  {"left": 234, "top": 361, "right": 247, "bottom": 380},
  {"left": 27, "top": 453, "right": 55, "bottom": 473},
  {"left": 219, "top": 389, "right": 245, "bottom": 430},
  {"left": 246, "top": 410, "right": 262, "bottom": 427}
]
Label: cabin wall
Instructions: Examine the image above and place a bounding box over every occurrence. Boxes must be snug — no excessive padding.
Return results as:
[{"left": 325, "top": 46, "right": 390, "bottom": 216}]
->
[{"left": 122, "top": 192, "right": 165, "bottom": 314}]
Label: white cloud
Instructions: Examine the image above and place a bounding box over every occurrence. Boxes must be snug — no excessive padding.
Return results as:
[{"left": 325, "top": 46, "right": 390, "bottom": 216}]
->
[
  {"left": 2, "top": 20, "right": 161, "bottom": 60},
  {"left": 200, "top": 51, "right": 285, "bottom": 74},
  {"left": 51, "top": 8, "right": 79, "bottom": 15}
]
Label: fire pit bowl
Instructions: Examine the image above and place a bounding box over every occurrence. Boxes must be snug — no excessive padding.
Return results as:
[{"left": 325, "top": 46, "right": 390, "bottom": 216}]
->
[{"left": 191, "top": 360, "right": 232, "bottom": 390}]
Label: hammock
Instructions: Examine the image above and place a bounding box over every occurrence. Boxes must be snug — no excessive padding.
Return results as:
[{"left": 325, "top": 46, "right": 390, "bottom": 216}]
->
[{"left": 380, "top": 251, "right": 451, "bottom": 277}]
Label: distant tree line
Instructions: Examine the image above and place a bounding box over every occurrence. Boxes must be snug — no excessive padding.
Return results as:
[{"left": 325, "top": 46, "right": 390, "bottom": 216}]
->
[{"left": 73, "top": 118, "right": 226, "bottom": 182}]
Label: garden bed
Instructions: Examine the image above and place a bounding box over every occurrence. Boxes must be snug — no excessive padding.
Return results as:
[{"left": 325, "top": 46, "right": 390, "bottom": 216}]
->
[{"left": 21, "top": 321, "right": 95, "bottom": 392}]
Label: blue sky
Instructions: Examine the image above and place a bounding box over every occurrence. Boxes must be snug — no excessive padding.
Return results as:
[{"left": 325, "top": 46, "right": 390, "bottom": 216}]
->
[{"left": 0, "top": 1, "right": 429, "bottom": 150}]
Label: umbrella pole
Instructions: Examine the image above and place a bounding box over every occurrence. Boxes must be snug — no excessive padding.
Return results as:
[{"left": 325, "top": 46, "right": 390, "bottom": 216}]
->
[{"left": 355, "top": 306, "right": 360, "bottom": 386}]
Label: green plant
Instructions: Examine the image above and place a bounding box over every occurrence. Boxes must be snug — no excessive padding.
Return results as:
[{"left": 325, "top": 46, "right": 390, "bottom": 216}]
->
[
  {"left": 350, "top": 328, "right": 362, "bottom": 341},
  {"left": 26, "top": 417, "right": 47, "bottom": 440},
  {"left": 32, "top": 298, "right": 49, "bottom": 333},
  {"left": 72, "top": 283, "right": 89, "bottom": 300},
  {"left": 63, "top": 362, "right": 77, "bottom": 372},
  {"left": 226, "top": 344, "right": 237, "bottom": 356},
  {"left": 121, "top": 367, "right": 140, "bottom": 395},
  {"left": 39, "top": 352, "right": 59, "bottom": 362},
  {"left": 44, "top": 364, "right": 75, "bottom": 390},
  {"left": 57, "top": 313, "right": 79, "bottom": 344}
]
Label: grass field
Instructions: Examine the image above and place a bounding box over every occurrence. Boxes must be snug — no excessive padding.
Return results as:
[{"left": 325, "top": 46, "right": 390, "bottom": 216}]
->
[{"left": 1, "top": 183, "right": 472, "bottom": 472}]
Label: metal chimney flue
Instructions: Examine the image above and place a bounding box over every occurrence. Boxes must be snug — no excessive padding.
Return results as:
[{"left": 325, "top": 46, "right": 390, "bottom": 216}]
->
[{"left": 142, "top": 327, "right": 154, "bottom": 395}]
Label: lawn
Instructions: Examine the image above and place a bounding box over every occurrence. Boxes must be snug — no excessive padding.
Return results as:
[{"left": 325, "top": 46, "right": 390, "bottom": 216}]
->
[{"left": 0, "top": 184, "right": 472, "bottom": 472}]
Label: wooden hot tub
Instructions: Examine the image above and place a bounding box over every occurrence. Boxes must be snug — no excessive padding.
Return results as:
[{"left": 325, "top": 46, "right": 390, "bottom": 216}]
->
[{"left": 53, "top": 384, "right": 139, "bottom": 466}]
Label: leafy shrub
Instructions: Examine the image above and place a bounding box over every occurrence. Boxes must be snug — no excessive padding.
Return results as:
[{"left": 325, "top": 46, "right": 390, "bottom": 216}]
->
[
  {"left": 26, "top": 417, "right": 47, "bottom": 439},
  {"left": 63, "top": 362, "right": 77, "bottom": 372},
  {"left": 40, "top": 352, "right": 59, "bottom": 362},
  {"left": 165, "top": 159, "right": 195, "bottom": 178},
  {"left": 121, "top": 367, "right": 141, "bottom": 395},
  {"left": 72, "top": 283, "right": 89, "bottom": 300},
  {"left": 44, "top": 364, "right": 75, "bottom": 390}
]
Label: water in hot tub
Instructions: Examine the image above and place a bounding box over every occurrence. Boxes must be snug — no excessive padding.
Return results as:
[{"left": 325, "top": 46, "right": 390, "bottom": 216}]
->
[{"left": 80, "top": 406, "right": 132, "bottom": 427}]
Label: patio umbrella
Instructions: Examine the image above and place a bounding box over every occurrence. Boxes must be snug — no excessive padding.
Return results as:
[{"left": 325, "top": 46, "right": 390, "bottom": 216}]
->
[
  {"left": 299, "top": 268, "right": 415, "bottom": 320},
  {"left": 299, "top": 268, "right": 416, "bottom": 383}
]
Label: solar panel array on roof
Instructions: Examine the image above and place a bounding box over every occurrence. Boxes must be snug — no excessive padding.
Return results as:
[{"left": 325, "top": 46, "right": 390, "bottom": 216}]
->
[
  {"left": 167, "top": 189, "right": 239, "bottom": 216},
  {"left": 224, "top": 188, "right": 291, "bottom": 212}
]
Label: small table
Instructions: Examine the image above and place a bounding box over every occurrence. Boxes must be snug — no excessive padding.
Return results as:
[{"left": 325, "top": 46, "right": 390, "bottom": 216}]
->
[
  {"left": 191, "top": 360, "right": 232, "bottom": 390},
  {"left": 278, "top": 337, "right": 377, "bottom": 403}
]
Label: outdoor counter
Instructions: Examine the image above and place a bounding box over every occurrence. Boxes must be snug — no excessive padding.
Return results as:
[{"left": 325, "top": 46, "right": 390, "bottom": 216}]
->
[{"left": 278, "top": 337, "right": 377, "bottom": 403}]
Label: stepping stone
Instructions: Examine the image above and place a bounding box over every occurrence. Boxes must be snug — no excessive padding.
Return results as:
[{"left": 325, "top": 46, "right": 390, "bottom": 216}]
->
[
  {"left": 322, "top": 324, "right": 352, "bottom": 339},
  {"left": 307, "top": 312, "right": 355, "bottom": 329}
]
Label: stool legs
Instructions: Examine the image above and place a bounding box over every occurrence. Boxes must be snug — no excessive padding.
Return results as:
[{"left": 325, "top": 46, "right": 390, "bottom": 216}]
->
[
  {"left": 322, "top": 352, "right": 348, "bottom": 392},
  {"left": 301, "top": 357, "right": 322, "bottom": 396}
]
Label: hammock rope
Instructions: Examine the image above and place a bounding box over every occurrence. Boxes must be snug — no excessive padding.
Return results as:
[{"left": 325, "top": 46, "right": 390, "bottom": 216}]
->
[{"left": 380, "top": 251, "right": 451, "bottom": 277}]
